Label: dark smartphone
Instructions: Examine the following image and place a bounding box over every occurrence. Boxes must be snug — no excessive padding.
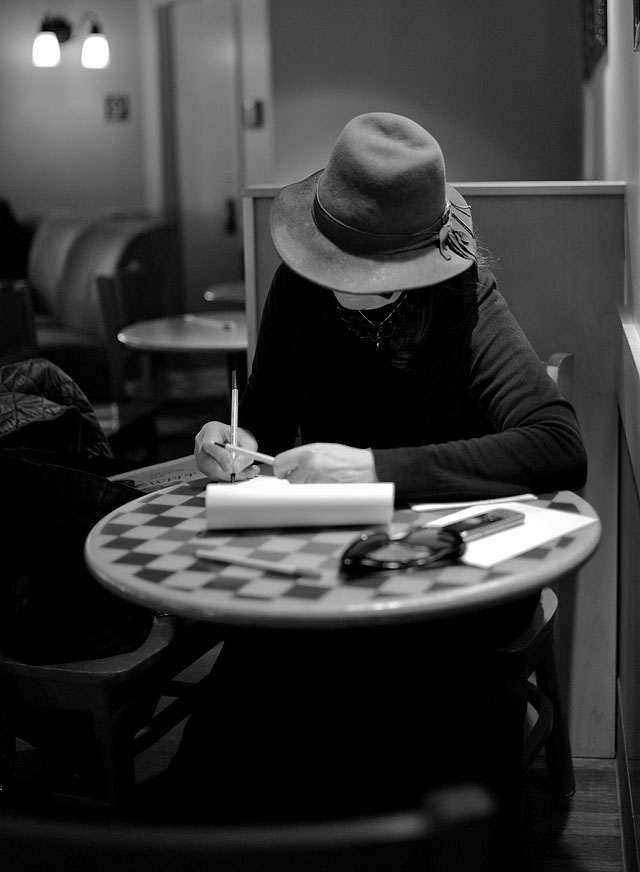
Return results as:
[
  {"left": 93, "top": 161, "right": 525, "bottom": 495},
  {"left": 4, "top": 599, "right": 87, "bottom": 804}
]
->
[{"left": 439, "top": 508, "right": 525, "bottom": 542}]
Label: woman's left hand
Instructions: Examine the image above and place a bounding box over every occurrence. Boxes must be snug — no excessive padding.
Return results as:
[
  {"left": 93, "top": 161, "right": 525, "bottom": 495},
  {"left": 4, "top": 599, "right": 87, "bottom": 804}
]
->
[{"left": 273, "top": 443, "right": 377, "bottom": 483}]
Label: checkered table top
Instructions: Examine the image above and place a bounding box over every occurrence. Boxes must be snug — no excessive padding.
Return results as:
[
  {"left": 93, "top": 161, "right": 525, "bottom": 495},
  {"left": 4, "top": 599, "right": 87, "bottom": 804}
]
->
[{"left": 85, "top": 482, "right": 600, "bottom": 627}]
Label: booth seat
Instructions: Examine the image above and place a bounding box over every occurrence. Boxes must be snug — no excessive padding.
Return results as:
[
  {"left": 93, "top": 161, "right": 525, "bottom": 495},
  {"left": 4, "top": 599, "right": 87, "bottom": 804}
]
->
[{"left": 26, "top": 213, "right": 177, "bottom": 403}]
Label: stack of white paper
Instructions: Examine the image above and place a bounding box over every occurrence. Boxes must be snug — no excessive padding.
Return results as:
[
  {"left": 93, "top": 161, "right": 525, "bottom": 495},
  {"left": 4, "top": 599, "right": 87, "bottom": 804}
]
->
[{"left": 205, "top": 476, "right": 395, "bottom": 530}]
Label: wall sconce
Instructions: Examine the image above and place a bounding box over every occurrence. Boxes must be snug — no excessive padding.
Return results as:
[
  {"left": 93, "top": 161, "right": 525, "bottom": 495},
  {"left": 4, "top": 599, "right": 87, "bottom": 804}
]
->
[{"left": 32, "top": 12, "right": 110, "bottom": 69}]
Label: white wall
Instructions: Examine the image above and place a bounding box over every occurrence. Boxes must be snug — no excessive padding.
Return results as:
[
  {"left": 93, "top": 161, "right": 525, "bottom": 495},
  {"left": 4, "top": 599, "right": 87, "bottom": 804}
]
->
[
  {"left": 2, "top": 1, "right": 584, "bottom": 223},
  {"left": 269, "top": 0, "right": 583, "bottom": 185},
  {"left": 583, "top": 0, "right": 640, "bottom": 316},
  {"left": 0, "top": 0, "right": 146, "bottom": 220}
]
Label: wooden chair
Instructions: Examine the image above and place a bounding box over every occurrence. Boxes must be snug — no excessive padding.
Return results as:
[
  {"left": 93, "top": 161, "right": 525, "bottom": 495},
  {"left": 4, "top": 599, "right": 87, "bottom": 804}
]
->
[
  {"left": 0, "top": 617, "right": 222, "bottom": 820},
  {"left": 545, "top": 351, "right": 574, "bottom": 404},
  {"left": 97, "top": 266, "right": 235, "bottom": 430},
  {"left": 96, "top": 263, "right": 149, "bottom": 405},
  {"left": 0, "top": 783, "right": 497, "bottom": 872},
  {"left": 499, "top": 587, "right": 574, "bottom": 796},
  {"left": 496, "top": 351, "right": 577, "bottom": 797}
]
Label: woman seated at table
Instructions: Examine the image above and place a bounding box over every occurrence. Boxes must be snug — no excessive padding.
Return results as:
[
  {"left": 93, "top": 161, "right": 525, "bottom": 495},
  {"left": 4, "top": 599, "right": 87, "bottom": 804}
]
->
[{"left": 169, "top": 113, "right": 586, "bottom": 848}]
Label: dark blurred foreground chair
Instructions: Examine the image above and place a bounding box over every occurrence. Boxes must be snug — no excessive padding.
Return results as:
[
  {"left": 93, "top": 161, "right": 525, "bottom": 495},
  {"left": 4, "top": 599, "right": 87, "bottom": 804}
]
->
[
  {"left": 0, "top": 339, "right": 219, "bottom": 819},
  {"left": 0, "top": 617, "right": 222, "bottom": 820},
  {"left": 0, "top": 783, "right": 496, "bottom": 872}
]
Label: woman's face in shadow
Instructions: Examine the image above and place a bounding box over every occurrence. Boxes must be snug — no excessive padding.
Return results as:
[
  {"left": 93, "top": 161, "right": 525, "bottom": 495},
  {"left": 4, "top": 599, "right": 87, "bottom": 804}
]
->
[{"left": 333, "top": 290, "right": 403, "bottom": 310}]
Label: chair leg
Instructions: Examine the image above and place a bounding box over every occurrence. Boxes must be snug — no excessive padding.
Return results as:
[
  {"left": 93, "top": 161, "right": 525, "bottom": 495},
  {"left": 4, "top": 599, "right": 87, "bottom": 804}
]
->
[
  {"left": 93, "top": 706, "right": 137, "bottom": 821},
  {"left": 522, "top": 681, "right": 554, "bottom": 774},
  {"left": 536, "top": 649, "right": 575, "bottom": 797},
  {"left": 0, "top": 702, "right": 16, "bottom": 806}
]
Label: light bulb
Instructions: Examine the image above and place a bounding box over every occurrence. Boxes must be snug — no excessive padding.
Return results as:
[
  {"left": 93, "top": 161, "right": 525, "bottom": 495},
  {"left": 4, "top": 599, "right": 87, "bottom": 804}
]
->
[
  {"left": 81, "top": 32, "right": 110, "bottom": 69},
  {"left": 32, "top": 31, "right": 61, "bottom": 68}
]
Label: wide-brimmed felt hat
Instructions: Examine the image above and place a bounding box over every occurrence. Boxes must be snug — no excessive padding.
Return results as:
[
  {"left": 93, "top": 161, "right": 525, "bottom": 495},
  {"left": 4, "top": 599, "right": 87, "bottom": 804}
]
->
[{"left": 270, "top": 113, "right": 477, "bottom": 294}]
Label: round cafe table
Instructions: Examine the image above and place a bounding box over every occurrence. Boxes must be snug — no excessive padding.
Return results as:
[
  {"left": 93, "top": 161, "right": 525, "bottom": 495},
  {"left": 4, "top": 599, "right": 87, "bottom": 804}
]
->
[
  {"left": 84, "top": 480, "right": 600, "bottom": 629},
  {"left": 117, "top": 310, "right": 247, "bottom": 392},
  {"left": 118, "top": 311, "right": 247, "bottom": 354},
  {"left": 84, "top": 478, "right": 600, "bottom": 864}
]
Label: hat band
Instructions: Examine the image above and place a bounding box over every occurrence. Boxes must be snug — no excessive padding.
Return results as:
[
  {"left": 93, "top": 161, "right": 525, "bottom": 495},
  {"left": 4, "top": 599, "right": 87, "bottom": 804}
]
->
[{"left": 313, "top": 193, "right": 451, "bottom": 255}]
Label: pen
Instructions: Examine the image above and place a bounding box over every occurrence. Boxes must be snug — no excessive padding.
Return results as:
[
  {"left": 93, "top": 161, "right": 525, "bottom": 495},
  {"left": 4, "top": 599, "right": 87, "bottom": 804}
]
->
[
  {"left": 182, "top": 314, "right": 236, "bottom": 330},
  {"left": 214, "top": 442, "right": 275, "bottom": 465},
  {"left": 195, "top": 548, "right": 323, "bottom": 579},
  {"left": 229, "top": 370, "right": 238, "bottom": 484}
]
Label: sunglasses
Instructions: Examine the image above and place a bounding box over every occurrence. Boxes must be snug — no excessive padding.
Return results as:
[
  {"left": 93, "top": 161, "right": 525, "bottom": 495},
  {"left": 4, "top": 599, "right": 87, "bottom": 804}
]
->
[{"left": 340, "top": 522, "right": 465, "bottom": 576}]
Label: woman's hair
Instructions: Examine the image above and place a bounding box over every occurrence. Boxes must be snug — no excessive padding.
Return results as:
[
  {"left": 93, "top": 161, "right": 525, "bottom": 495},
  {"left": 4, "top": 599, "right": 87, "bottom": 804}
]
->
[{"left": 389, "top": 239, "right": 494, "bottom": 370}]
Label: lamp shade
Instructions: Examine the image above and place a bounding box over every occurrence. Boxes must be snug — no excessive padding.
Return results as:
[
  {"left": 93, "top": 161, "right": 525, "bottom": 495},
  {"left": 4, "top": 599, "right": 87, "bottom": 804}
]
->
[
  {"left": 81, "top": 30, "right": 110, "bottom": 69},
  {"left": 32, "top": 31, "right": 61, "bottom": 67}
]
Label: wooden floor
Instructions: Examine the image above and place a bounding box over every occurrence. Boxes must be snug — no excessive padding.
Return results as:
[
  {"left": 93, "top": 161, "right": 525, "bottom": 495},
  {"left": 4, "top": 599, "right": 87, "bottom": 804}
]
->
[{"left": 522, "top": 757, "right": 624, "bottom": 872}]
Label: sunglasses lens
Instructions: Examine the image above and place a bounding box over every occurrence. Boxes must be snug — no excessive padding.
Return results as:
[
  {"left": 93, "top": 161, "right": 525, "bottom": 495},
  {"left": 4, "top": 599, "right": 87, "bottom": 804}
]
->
[
  {"left": 405, "top": 528, "right": 454, "bottom": 549},
  {"left": 341, "top": 529, "right": 391, "bottom": 571},
  {"left": 341, "top": 526, "right": 463, "bottom": 574}
]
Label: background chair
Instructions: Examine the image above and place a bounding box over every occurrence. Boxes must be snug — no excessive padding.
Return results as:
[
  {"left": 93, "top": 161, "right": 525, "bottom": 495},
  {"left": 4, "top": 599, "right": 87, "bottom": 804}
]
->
[
  {"left": 97, "top": 266, "right": 233, "bottom": 459},
  {"left": 0, "top": 617, "right": 222, "bottom": 821},
  {"left": 545, "top": 351, "right": 574, "bottom": 406},
  {"left": 0, "top": 278, "right": 158, "bottom": 463},
  {"left": 0, "top": 280, "right": 38, "bottom": 366},
  {"left": 0, "top": 783, "right": 497, "bottom": 872},
  {"left": 26, "top": 214, "right": 177, "bottom": 403},
  {"left": 96, "top": 263, "right": 151, "bottom": 406}
]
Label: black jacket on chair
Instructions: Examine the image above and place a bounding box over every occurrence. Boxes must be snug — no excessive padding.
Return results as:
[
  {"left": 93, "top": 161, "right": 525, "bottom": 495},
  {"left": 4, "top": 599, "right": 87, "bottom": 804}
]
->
[{"left": 0, "top": 357, "right": 153, "bottom": 665}]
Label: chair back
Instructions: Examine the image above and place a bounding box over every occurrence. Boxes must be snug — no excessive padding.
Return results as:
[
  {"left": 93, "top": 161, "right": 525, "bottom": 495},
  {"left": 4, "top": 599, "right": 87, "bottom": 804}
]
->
[
  {"left": 26, "top": 214, "right": 95, "bottom": 316},
  {"left": 0, "top": 784, "right": 496, "bottom": 872},
  {"left": 96, "top": 263, "right": 157, "bottom": 403},
  {"left": 0, "top": 280, "right": 39, "bottom": 365},
  {"left": 545, "top": 352, "right": 574, "bottom": 402}
]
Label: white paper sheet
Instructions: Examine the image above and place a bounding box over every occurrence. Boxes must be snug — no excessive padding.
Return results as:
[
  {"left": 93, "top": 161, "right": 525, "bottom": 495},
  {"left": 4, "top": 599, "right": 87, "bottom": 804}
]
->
[
  {"left": 426, "top": 502, "right": 597, "bottom": 568},
  {"left": 205, "top": 476, "right": 395, "bottom": 529},
  {"left": 410, "top": 493, "right": 537, "bottom": 512}
]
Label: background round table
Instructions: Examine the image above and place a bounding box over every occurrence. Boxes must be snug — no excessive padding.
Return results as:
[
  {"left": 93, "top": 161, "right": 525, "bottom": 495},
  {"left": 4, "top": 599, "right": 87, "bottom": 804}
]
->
[
  {"left": 117, "top": 310, "right": 247, "bottom": 393},
  {"left": 85, "top": 480, "right": 601, "bottom": 628},
  {"left": 117, "top": 311, "right": 247, "bottom": 354}
]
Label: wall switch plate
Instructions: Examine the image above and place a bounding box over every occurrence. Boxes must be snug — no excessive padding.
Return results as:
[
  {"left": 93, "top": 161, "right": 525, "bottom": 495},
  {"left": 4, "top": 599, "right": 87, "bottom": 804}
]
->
[{"left": 105, "top": 94, "right": 130, "bottom": 121}]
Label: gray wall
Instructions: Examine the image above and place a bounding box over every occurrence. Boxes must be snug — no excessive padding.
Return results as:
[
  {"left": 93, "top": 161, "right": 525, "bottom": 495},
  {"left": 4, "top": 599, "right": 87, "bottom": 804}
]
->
[{"left": 270, "top": 0, "right": 583, "bottom": 184}]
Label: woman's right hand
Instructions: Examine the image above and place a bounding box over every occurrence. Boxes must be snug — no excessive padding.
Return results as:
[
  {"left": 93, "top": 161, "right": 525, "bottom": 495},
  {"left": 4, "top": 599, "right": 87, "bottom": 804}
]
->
[{"left": 194, "top": 421, "right": 260, "bottom": 482}]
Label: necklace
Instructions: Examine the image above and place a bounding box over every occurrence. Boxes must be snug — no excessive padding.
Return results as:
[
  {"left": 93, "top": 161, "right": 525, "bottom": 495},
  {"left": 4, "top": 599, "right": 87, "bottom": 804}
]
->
[{"left": 354, "top": 295, "right": 407, "bottom": 348}]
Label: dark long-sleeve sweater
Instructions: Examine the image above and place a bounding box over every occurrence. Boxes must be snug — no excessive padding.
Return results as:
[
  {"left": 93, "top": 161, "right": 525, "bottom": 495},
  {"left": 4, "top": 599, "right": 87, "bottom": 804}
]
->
[{"left": 239, "top": 264, "right": 587, "bottom": 502}]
